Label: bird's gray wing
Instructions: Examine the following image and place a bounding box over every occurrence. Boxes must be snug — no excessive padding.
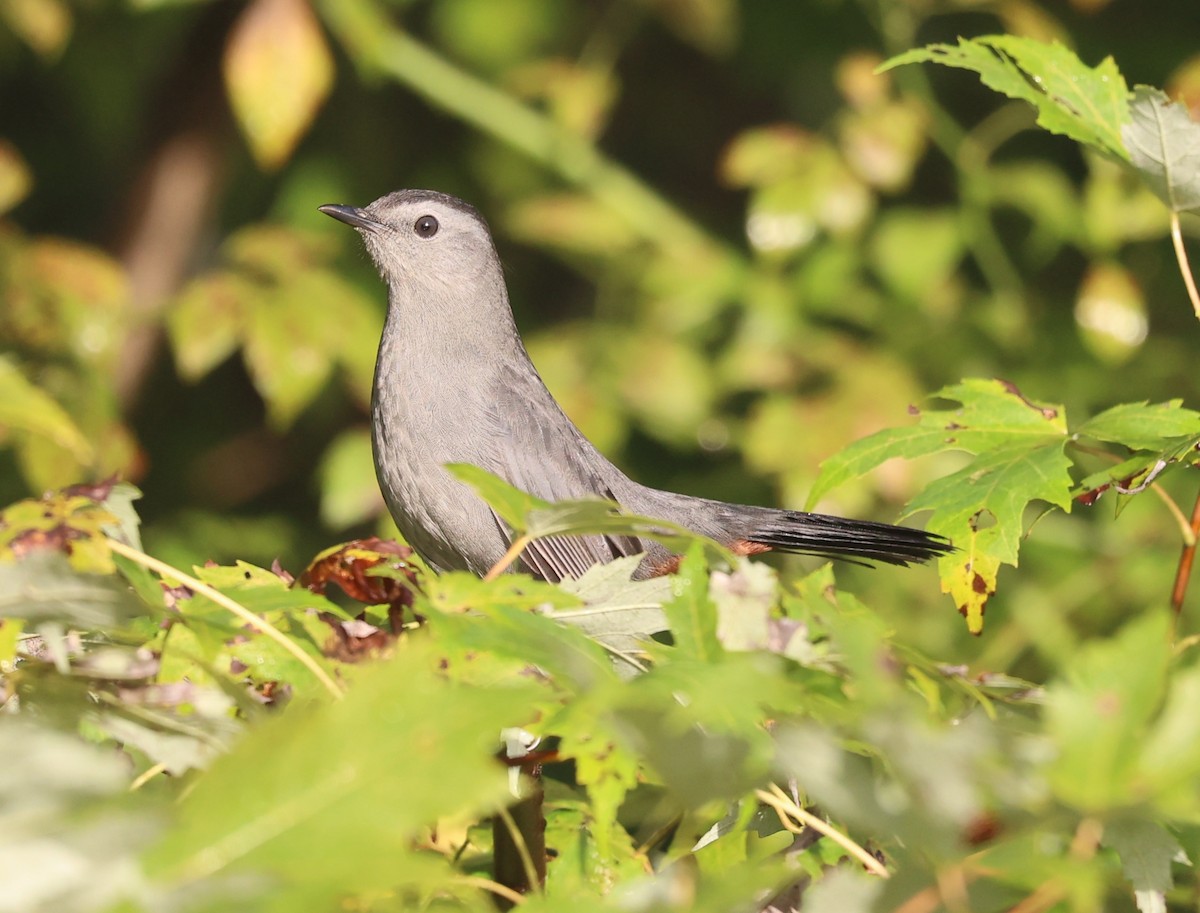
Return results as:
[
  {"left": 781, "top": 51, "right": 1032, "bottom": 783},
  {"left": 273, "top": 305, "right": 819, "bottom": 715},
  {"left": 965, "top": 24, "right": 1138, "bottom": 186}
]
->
[{"left": 483, "top": 366, "right": 643, "bottom": 582}]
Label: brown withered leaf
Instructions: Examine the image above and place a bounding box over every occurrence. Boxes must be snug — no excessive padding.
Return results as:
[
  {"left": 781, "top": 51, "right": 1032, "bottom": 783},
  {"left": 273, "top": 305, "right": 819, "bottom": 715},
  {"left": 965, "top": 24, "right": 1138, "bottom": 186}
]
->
[
  {"left": 319, "top": 615, "right": 393, "bottom": 663},
  {"left": 300, "top": 537, "right": 420, "bottom": 615}
]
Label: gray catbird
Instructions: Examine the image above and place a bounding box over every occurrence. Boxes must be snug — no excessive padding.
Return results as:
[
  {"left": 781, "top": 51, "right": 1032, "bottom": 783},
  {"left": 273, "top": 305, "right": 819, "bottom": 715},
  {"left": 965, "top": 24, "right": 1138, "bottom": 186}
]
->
[{"left": 320, "top": 189, "right": 950, "bottom": 580}]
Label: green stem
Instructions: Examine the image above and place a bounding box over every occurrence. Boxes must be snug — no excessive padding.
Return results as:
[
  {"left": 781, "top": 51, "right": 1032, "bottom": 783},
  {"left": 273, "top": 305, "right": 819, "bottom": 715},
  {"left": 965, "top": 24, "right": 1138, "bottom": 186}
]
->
[
  {"left": 875, "top": 3, "right": 1026, "bottom": 299},
  {"left": 318, "top": 0, "right": 733, "bottom": 262},
  {"left": 1170, "top": 211, "right": 1200, "bottom": 320}
]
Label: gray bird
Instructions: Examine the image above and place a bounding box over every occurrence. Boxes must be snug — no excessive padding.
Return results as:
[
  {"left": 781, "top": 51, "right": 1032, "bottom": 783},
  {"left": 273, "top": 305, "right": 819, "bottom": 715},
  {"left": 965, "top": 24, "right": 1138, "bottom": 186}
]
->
[{"left": 320, "top": 189, "right": 950, "bottom": 580}]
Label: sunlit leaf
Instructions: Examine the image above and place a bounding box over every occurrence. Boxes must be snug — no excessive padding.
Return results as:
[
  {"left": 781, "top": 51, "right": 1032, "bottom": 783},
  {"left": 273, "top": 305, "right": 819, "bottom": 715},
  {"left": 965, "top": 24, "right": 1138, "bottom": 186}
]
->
[
  {"left": 662, "top": 543, "right": 721, "bottom": 662},
  {"left": 541, "top": 791, "right": 644, "bottom": 892},
  {"left": 720, "top": 125, "right": 814, "bottom": 188},
  {"left": 553, "top": 555, "right": 670, "bottom": 658},
  {"left": 223, "top": 0, "right": 334, "bottom": 170},
  {"left": 167, "top": 273, "right": 251, "bottom": 381},
  {"left": 1076, "top": 400, "right": 1200, "bottom": 451},
  {"left": 145, "top": 641, "right": 541, "bottom": 907},
  {"left": 27, "top": 238, "right": 131, "bottom": 369},
  {"left": 1074, "top": 262, "right": 1148, "bottom": 364},
  {"left": 0, "top": 484, "right": 135, "bottom": 574},
  {"left": 884, "top": 35, "right": 1130, "bottom": 160},
  {"left": 0, "top": 0, "right": 71, "bottom": 57},
  {"left": 811, "top": 379, "right": 1070, "bottom": 633},
  {"left": 810, "top": 378, "right": 1067, "bottom": 506},
  {"left": 0, "top": 357, "right": 93, "bottom": 462},
  {"left": 506, "top": 194, "right": 637, "bottom": 254},
  {"left": 242, "top": 293, "right": 335, "bottom": 429},
  {"left": 837, "top": 100, "right": 928, "bottom": 192},
  {"left": 0, "top": 138, "right": 32, "bottom": 215},
  {"left": 868, "top": 207, "right": 963, "bottom": 302}
]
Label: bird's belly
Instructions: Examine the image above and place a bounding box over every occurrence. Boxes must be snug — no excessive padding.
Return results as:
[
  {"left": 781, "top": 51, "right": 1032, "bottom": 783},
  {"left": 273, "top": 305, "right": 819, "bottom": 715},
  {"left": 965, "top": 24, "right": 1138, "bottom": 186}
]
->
[{"left": 371, "top": 417, "right": 507, "bottom": 575}]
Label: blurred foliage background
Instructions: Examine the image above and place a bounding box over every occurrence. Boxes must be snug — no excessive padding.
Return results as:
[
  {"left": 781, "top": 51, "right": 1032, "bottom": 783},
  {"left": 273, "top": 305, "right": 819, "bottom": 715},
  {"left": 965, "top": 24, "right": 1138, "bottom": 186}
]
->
[{"left": 3, "top": 0, "right": 1200, "bottom": 666}]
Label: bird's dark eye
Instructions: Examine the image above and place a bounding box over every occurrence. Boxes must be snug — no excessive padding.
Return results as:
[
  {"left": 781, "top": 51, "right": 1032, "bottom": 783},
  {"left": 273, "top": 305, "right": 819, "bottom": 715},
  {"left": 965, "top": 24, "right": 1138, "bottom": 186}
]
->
[{"left": 414, "top": 215, "right": 439, "bottom": 238}]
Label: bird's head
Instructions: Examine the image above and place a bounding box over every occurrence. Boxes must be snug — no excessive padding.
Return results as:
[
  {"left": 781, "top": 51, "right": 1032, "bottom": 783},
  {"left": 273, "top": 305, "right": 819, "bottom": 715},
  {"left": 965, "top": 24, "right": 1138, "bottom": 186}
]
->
[{"left": 320, "top": 189, "right": 500, "bottom": 290}]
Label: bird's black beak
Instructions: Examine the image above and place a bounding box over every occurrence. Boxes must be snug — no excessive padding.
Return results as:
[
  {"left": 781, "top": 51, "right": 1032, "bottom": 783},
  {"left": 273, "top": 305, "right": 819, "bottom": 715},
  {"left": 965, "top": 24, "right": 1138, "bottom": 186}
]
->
[{"left": 319, "top": 204, "right": 385, "bottom": 232}]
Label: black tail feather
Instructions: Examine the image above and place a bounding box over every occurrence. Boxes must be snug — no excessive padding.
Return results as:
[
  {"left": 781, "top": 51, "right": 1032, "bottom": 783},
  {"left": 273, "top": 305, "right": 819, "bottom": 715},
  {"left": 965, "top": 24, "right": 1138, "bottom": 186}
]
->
[{"left": 746, "top": 511, "right": 953, "bottom": 567}]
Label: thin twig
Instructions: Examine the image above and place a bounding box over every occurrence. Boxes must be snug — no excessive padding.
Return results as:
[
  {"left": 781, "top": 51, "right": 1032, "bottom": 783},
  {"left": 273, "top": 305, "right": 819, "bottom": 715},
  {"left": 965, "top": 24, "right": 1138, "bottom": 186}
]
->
[
  {"left": 484, "top": 536, "right": 530, "bottom": 581},
  {"left": 1171, "top": 488, "right": 1200, "bottom": 615},
  {"left": 596, "top": 640, "right": 649, "bottom": 674},
  {"left": 1171, "top": 211, "right": 1200, "bottom": 320},
  {"left": 757, "top": 785, "right": 889, "bottom": 879},
  {"left": 1070, "top": 443, "right": 1194, "bottom": 544},
  {"left": 129, "top": 762, "right": 167, "bottom": 791},
  {"left": 495, "top": 804, "right": 541, "bottom": 895},
  {"left": 452, "top": 875, "right": 526, "bottom": 906},
  {"left": 107, "top": 538, "right": 345, "bottom": 700}
]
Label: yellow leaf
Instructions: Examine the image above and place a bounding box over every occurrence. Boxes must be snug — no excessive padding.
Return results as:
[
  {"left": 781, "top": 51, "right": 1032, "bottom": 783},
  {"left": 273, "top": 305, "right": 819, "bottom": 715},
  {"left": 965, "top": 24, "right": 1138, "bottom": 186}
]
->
[
  {"left": 0, "top": 139, "right": 32, "bottom": 215},
  {"left": 0, "top": 357, "right": 93, "bottom": 463},
  {"left": 939, "top": 517, "right": 1000, "bottom": 636},
  {"left": 223, "top": 0, "right": 334, "bottom": 170},
  {"left": 0, "top": 0, "right": 71, "bottom": 58}
]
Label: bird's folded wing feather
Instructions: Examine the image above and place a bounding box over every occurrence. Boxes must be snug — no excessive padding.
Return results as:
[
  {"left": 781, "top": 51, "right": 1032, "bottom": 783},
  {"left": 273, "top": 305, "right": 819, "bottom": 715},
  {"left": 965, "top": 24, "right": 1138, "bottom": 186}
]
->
[{"left": 484, "top": 366, "right": 643, "bottom": 582}]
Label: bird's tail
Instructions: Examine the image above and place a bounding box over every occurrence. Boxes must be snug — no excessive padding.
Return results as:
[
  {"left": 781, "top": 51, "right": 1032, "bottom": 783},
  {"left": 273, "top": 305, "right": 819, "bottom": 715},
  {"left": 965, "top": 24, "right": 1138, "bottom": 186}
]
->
[{"left": 745, "top": 511, "right": 952, "bottom": 567}]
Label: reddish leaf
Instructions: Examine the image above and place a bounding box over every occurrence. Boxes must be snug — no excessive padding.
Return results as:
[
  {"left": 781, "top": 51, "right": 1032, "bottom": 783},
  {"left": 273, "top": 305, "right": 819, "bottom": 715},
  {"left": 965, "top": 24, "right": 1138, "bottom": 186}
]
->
[{"left": 300, "top": 537, "right": 420, "bottom": 615}]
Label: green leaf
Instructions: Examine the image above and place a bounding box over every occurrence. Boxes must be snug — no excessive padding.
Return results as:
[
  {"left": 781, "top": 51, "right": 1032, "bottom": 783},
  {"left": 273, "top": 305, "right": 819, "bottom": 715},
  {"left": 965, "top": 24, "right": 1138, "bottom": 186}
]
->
[
  {"left": 1076, "top": 400, "right": 1200, "bottom": 451},
  {"left": 1103, "top": 818, "right": 1189, "bottom": 913},
  {"left": 447, "top": 463, "right": 734, "bottom": 566},
  {"left": 95, "top": 701, "right": 242, "bottom": 776},
  {"left": 423, "top": 568, "right": 577, "bottom": 615},
  {"left": 1136, "top": 666, "right": 1200, "bottom": 808},
  {"left": 0, "top": 718, "right": 158, "bottom": 913},
  {"left": 553, "top": 555, "right": 670, "bottom": 662},
  {"left": 868, "top": 207, "right": 963, "bottom": 302},
  {"left": 145, "top": 642, "right": 540, "bottom": 906},
  {"left": 0, "top": 357, "right": 93, "bottom": 462},
  {"left": 542, "top": 789, "right": 645, "bottom": 893},
  {"left": 446, "top": 462, "right": 550, "bottom": 531},
  {"left": 661, "top": 543, "right": 721, "bottom": 662},
  {"left": 0, "top": 0, "right": 72, "bottom": 58},
  {"left": 551, "top": 710, "right": 641, "bottom": 862},
  {"left": 809, "top": 378, "right": 1067, "bottom": 506},
  {"left": 909, "top": 441, "right": 1073, "bottom": 634},
  {"left": 808, "top": 379, "right": 1071, "bottom": 634},
  {"left": 1045, "top": 610, "right": 1171, "bottom": 810},
  {"left": 884, "top": 36, "right": 1130, "bottom": 161},
  {"left": 615, "top": 656, "right": 783, "bottom": 806},
  {"left": 1121, "top": 86, "right": 1200, "bottom": 215},
  {"left": 0, "top": 552, "right": 145, "bottom": 631},
  {"left": 242, "top": 292, "right": 336, "bottom": 430},
  {"left": 423, "top": 577, "right": 616, "bottom": 693},
  {"left": 1074, "top": 261, "right": 1149, "bottom": 365},
  {"left": 167, "top": 273, "right": 250, "bottom": 381},
  {"left": 223, "top": 0, "right": 334, "bottom": 170}
]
